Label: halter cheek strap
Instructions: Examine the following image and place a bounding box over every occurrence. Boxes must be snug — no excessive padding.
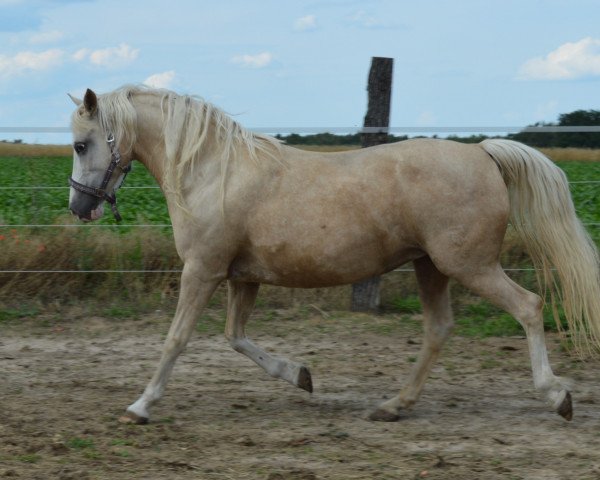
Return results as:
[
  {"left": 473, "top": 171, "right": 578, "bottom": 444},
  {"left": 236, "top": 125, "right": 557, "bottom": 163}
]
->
[{"left": 69, "top": 133, "right": 132, "bottom": 222}]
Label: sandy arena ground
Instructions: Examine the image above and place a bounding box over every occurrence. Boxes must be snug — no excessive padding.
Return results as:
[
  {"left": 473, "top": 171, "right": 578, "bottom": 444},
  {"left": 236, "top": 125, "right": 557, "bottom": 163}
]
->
[{"left": 1, "top": 308, "right": 599, "bottom": 479}]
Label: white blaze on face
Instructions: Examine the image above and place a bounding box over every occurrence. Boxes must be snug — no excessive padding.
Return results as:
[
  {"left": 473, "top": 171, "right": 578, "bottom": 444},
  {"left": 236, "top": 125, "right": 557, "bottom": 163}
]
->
[{"left": 69, "top": 152, "right": 85, "bottom": 204}]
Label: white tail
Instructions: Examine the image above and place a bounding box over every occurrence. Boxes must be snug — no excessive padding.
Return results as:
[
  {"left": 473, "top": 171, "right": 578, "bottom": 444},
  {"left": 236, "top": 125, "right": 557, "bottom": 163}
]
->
[{"left": 481, "top": 139, "right": 600, "bottom": 356}]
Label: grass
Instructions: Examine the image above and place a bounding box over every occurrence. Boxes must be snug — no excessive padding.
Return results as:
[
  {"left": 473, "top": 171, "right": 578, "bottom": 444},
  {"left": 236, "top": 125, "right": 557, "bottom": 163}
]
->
[
  {"left": 197, "top": 311, "right": 226, "bottom": 335},
  {"left": 0, "top": 226, "right": 181, "bottom": 301},
  {"left": 0, "top": 306, "right": 39, "bottom": 322},
  {"left": 456, "top": 303, "right": 523, "bottom": 337},
  {"left": 386, "top": 291, "right": 571, "bottom": 338},
  {"left": 0, "top": 156, "right": 168, "bottom": 226},
  {"left": 16, "top": 454, "right": 41, "bottom": 463},
  {"left": 102, "top": 304, "right": 139, "bottom": 319},
  {"left": 109, "top": 439, "right": 133, "bottom": 446},
  {"left": 67, "top": 437, "right": 95, "bottom": 450},
  {"left": 390, "top": 295, "right": 422, "bottom": 314}
]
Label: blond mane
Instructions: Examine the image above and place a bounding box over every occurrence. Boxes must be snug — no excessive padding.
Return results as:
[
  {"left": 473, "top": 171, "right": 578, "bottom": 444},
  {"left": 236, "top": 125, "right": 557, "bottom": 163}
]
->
[{"left": 157, "top": 86, "right": 282, "bottom": 211}]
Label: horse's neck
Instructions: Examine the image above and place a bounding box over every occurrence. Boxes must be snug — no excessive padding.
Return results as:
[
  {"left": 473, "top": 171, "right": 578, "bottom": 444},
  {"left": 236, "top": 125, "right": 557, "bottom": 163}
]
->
[{"left": 130, "top": 94, "right": 170, "bottom": 187}]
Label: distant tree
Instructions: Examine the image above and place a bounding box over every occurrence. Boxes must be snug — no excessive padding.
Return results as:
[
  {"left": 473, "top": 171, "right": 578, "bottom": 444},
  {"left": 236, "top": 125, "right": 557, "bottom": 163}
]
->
[
  {"left": 276, "top": 132, "right": 407, "bottom": 146},
  {"left": 555, "top": 110, "right": 600, "bottom": 148},
  {"left": 510, "top": 110, "right": 600, "bottom": 148},
  {"left": 274, "top": 110, "right": 600, "bottom": 148},
  {"left": 446, "top": 134, "right": 490, "bottom": 144}
]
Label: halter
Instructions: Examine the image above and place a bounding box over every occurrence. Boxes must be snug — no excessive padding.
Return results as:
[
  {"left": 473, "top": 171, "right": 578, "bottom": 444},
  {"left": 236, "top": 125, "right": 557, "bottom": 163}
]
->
[{"left": 68, "top": 133, "right": 132, "bottom": 222}]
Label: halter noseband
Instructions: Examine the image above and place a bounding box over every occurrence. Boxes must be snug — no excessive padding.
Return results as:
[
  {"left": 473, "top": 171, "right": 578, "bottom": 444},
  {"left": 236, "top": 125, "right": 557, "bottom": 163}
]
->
[{"left": 69, "top": 133, "right": 131, "bottom": 222}]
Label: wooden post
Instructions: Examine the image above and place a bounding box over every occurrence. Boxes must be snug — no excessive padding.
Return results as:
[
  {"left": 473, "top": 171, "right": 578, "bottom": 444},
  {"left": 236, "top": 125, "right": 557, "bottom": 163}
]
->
[{"left": 351, "top": 57, "right": 393, "bottom": 312}]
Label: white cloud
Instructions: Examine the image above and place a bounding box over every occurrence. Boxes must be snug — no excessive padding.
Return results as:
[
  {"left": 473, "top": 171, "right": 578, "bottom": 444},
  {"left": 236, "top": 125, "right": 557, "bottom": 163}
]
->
[
  {"left": 73, "top": 43, "right": 139, "bottom": 67},
  {"left": 72, "top": 48, "right": 90, "bottom": 62},
  {"left": 294, "top": 14, "right": 317, "bottom": 32},
  {"left": 29, "top": 30, "right": 64, "bottom": 44},
  {"left": 143, "top": 70, "right": 176, "bottom": 89},
  {"left": 0, "top": 49, "right": 63, "bottom": 78},
  {"left": 518, "top": 37, "right": 600, "bottom": 80},
  {"left": 231, "top": 52, "right": 272, "bottom": 69},
  {"left": 90, "top": 43, "right": 139, "bottom": 66}
]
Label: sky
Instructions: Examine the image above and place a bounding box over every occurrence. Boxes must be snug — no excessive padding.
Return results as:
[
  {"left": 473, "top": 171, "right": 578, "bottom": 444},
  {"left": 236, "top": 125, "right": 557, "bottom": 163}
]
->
[{"left": 1, "top": 0, "right": 600, "bottom": 144}]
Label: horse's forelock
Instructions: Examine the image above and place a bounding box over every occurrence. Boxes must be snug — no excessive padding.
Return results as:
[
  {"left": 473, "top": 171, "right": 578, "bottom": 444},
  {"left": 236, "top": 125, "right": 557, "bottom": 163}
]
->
[
  {"left": 96, "top": 86, "right": 138, "bottom": 155},
  {"left": 70, "top": 86, "right": 138, "bottom": 156}
]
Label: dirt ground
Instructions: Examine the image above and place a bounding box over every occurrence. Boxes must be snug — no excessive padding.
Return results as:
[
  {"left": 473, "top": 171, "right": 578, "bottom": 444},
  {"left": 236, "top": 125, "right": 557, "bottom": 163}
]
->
[{"left": 1, "top": 308, "right": 599, "bottom": 480}]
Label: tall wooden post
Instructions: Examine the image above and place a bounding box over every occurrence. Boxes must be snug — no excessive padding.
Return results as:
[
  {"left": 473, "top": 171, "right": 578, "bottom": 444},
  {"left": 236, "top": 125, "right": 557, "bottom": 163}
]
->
[{"left": 351, "top": 57, "right": 393, "bottom": 312}]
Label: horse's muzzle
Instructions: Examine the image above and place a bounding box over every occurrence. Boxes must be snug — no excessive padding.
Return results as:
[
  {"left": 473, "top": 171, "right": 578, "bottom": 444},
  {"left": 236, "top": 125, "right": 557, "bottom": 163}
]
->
[{"left": 69, "top": 195, "right": 105, "bottom": 222}]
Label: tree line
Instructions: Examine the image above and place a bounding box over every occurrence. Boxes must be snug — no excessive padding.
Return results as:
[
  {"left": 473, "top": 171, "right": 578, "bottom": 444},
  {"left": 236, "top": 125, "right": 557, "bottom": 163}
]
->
[{"left": 275, "top": 110, "right": 600, "bottom": 148}]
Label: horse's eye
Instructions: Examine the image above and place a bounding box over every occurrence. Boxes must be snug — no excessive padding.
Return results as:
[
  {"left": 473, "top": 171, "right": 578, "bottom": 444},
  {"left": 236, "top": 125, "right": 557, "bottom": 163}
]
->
[{"left": 74, "top": 142, "right": 87, "bottom": 155}]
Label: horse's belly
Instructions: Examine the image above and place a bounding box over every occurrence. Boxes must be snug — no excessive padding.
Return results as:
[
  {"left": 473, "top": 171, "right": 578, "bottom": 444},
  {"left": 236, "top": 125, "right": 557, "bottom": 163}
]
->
[{"left": 227, "top": 246, "right": 424, "bottom": 288}]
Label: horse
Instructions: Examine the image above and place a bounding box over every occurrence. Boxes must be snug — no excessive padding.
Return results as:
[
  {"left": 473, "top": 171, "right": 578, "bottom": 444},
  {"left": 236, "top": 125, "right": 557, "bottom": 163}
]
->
[{"left": 67, "top": 86, "right": 600, "bottom": 424}]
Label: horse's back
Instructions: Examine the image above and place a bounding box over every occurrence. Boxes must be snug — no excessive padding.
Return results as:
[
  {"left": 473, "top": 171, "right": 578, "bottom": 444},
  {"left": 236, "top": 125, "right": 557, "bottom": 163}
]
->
[{"left": 275, "top": 138, "right": 509, "bottom": 240}]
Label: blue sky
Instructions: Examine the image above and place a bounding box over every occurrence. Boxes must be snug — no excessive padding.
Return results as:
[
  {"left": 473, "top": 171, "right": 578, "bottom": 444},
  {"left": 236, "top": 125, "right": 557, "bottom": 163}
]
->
[{"left": 1, "top": 0, "right": 600, "bottom": 143}]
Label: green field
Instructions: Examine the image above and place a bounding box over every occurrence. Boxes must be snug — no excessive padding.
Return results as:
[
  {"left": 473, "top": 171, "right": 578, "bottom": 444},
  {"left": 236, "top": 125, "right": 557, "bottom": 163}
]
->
[{"left": 0, "top": 156, "right": 168, "bottom": 226}]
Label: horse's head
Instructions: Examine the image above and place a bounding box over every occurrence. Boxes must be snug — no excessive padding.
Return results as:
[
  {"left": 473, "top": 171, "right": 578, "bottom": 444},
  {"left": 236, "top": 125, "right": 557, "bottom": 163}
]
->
[{"left": 68, "top": 88, "right": 132, "bottom": 222}]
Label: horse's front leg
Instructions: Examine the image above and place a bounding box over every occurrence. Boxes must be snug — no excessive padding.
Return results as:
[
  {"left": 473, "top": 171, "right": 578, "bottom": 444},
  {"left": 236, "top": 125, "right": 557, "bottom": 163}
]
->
[
  {"left": 225, "top": 280, "right": 313, "bottom": 392},
  {"left": 120, "top": 262, "right": 220, "bottom": 424}
]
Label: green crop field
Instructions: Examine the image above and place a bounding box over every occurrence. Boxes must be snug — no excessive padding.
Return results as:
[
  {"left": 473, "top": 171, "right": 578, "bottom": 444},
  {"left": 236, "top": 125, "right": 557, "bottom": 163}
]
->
[{"left": 0, "top": 156, "right": 168, "bottom": 226}]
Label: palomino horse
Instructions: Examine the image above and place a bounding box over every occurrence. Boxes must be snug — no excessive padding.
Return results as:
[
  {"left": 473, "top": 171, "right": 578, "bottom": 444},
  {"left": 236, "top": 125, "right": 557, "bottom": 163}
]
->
[{"left": 68, "top": 86, "right": 600, "bottom": 424}]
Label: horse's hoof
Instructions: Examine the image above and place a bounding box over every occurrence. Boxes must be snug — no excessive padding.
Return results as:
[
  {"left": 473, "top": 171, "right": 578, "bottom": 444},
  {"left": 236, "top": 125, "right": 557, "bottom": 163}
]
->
[
  {"left": 557, "top": 392, "right": 573, "bottom": 421},
  {"left": 297, "top": 366, "right": 313, "bottom": 393},
  {"left": 369, "top": 408, "right": 400, "bottom": 422},
  {"left": 119, "top": 410, "right": 149, "bottom": 425}
]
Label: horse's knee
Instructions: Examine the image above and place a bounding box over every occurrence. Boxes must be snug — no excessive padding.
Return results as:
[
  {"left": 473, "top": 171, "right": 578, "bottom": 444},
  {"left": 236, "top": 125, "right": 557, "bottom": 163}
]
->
[
  {"left": 425, "top": 315, "right": 454, "bottom": 349},
  {"left": 438, "top": 316, "right": 455, "bottom": 338},
  {"left": 515, "top": 294, "right": 544, "bottom": 329},
  {"left": 163, "top": 336, "right": 188, "bottom": 356}
]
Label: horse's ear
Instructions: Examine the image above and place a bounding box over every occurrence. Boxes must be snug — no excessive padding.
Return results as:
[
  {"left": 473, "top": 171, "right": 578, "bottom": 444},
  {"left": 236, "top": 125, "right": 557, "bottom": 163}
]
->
[
  {"left": 68, "top": 93, "right": 82, "bottom": 106},
  {"left": 83, "top": 88, "right": 98, "bottom": 115}
]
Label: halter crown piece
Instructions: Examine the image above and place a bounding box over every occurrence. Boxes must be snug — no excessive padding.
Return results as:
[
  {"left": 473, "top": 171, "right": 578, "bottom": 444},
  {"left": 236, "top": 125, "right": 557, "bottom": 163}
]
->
[{"left": 68, "top": 133, "right": 132, "bottom": 222}]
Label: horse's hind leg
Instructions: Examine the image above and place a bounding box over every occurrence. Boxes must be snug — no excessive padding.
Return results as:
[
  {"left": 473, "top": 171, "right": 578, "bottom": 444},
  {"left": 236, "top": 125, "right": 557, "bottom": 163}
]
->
[
  {"left": 455, "top": 265, "right": 573, "bottom": 420},
  {"left": 370, "top": 256, "right": 453, "bottom": 421},
  {"left": 225, "top": 280, "right": 313, "bottom": 392}
]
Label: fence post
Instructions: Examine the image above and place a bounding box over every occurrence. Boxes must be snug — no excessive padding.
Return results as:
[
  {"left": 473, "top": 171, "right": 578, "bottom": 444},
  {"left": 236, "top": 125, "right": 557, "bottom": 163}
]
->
[{"left": 351, "top": 57, "right": 394, "bottom": 312}]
